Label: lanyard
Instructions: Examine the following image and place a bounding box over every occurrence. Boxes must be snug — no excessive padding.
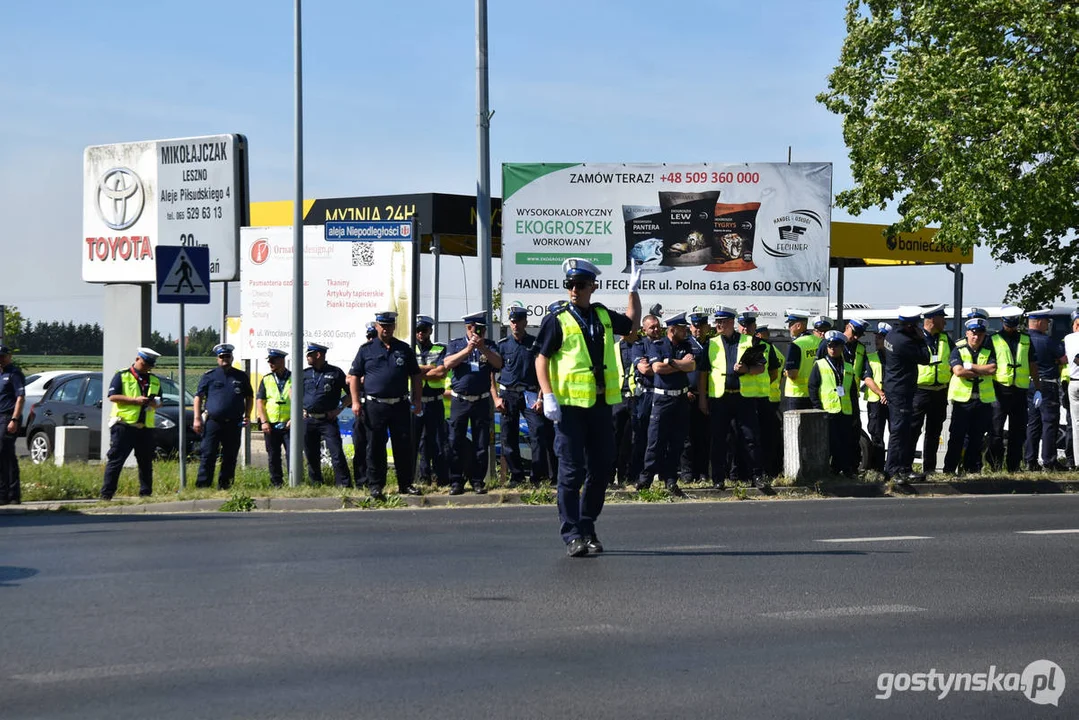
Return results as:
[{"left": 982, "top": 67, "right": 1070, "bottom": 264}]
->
[
  {"left": 129, "top": 367, "right": 149, "bottom": 395},
  {"left": 273, "top": 371, "right": 289, "bottom": 395},
  {"left": 566, "top": 303, "right": 595, "bottom": 342},
  {"left": 826, "top": 357, "right": 843, "bottom": 380}
]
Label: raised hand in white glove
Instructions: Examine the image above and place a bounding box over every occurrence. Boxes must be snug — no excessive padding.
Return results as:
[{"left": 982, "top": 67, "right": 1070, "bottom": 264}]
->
[
  {"left": 628, "top": 258, "right": 643, "bottom": 293},
  {"left": 542, "top": 392, "right": 562, "bottom": 422}
]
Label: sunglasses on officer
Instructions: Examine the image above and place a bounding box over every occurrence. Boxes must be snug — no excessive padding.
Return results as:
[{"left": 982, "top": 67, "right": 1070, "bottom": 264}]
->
[{"left": 564, "top": 278, "right": 594, "bottom": 290}]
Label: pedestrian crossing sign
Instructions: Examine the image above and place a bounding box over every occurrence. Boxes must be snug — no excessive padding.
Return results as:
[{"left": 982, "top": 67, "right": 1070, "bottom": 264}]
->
[{"left": 156, "top": 245, "right": 211, "bottom": 304}]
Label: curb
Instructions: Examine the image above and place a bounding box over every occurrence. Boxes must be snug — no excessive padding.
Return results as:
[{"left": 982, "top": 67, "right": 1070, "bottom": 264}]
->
[{"left": 3, "top": 479, "right": 1077, "bottom": 515}]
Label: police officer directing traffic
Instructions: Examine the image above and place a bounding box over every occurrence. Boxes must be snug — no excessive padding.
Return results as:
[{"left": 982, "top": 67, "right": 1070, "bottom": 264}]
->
[
  {"left": 0, "top": 345, "right": 25, "bottom": 505},
  {"left": 414, "top": 315, "right": 449, "bottom": 486},
  {"left": 256, "top": 348, "right": 291, "bottom": 487},
  {"left": 494, "top": 306, "right": 550, "bottom": 488},
  {"left": 536, "top": 257, "right": 641, "bottom": 557},
  {"left": 193, "top": 344, "right": 253, "bottom": 490},
  {"left": 442, "top": 311, "right": 503, "bottom": 495},
  {"left": 350, "top": 311, "right": 422, "bottom": 500},
  {"left": 884, "top": 307, "right": 932, "bottom": 484},
  {"left": 303, "top": 343, "right": 351, "bottom": 486},
  {"left": 1025, "top": 308, "right": 1065, "bottom": 470}
]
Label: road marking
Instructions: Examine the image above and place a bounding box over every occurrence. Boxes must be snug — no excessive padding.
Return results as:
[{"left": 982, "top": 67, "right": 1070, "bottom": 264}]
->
[
  {"left": 764, "top": 605, "right": 925, "bottom": 620},
  {"left": 816, "top": 535, "right": 933, "bottom": 543},
  {"left": 11, "top": 655, "right": 262, "bottom": 684},
  {"left": 1016, "top": 529, "right": 1079, "bottom": 535},
  {"left": 652, "top": 544, "right": 729, "bottom": 551},
  {"left": 1031, "top": 594, "right": 1079, "bottom": 604}
]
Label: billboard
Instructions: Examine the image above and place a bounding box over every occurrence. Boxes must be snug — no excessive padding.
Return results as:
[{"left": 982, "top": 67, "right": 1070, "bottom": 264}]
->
[
  {"left": 238, "top": 225, "right": 414, "bottom": 367},
  {"left": 83, "top": 134, "right": 248, "bottom": 283},
  {"left": 501, "top": 163, "right": 832, "bottom": 323}
]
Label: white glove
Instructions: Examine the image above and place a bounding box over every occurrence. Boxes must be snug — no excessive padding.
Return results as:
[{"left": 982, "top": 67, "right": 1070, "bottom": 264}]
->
[
  {"left": 628, "top": 258, "right": 643, "bottom": 293},
  {"left": 542, "top": 393, "right": 562, "bottom": 422},
  {"left": 1033, "top": 390, "right": 1043, "bottom": 409}
]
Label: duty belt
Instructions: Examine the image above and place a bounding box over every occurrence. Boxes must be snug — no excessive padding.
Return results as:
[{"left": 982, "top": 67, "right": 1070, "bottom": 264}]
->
[
  {"left": 652, "top": 387, "right": 687, "bottom": 397},
  {"left": 304, "top": 411, "right": 329, "bottom": 419},
  {"left": 451, "top": 391, "right": 491, "bottom": 402},
  {"left": 498, "top": 384, "right": 538, "bottom": 393},
  {"left": 422, "top": 396, "right": 443, "bottom": 404},
  {"left": 1040, "top": 378, "right": 1060, "bottom": 384},
  {"left": 368, "top": 395, "right": 409, "bottom": 405}
]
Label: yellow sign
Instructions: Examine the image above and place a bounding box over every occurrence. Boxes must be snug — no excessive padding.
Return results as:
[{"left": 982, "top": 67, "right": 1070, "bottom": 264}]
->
[{"left": 831, "top": 222, "right": 973, "bottom": 265}]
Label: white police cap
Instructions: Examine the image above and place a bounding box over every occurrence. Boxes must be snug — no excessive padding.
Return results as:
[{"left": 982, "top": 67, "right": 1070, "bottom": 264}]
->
[
  {"left": 136, "top": 347, "right": 161, "bottom": 366},
  {"left": 562, "top": 257, "right": 601, "bottom": 279},
  {"left": 896, "top": 305, "right": 924, "bottom": 322},
  {"left": 1027, "top": 308, "right": 1054, "bottom": 319}
]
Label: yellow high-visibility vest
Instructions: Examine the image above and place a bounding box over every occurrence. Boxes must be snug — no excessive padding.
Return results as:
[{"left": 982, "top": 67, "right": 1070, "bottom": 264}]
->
[
  {"left": 917, "top": 333, "right": 952, "bottom": 387},
  {"left": 706, "top": 334, "right": 769, "bottom": 398},
  {"left": 549, "top": 307, "right": 621, "bottom": 408},
  {"left": 784, "top": 334, "right": 819, "bottom": 398},
  {"left": 948, "top": 346, "right": 997, "bottom": 404},
  {"left": 815, "top": 358, "right": 854, "bottom": 415},
  {"left": 991, "top": 332, "right": 1031, "bottom": 389},
  {"left": 111, "top": 369, "right": 160, "bottom": 427},
  {"left": 261, "top": 373, "right": 292, "bottom": 423}
]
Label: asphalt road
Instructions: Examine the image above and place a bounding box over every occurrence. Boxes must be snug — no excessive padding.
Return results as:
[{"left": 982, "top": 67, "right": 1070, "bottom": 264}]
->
[{"left": 2, "top": 495, "right": 1078, "bottom": 719}]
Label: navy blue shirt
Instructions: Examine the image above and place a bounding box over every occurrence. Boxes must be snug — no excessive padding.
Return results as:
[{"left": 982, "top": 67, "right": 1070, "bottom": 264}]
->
[
  {"left": 350, "top": 337, "right": 420, "bottom": 398},
  {"left": 646, "top": 336, "right": 693, "bottom": 391},
  {"left": 256, "top": 369, "right": 291, "bottom": 400},
  {"left": 442, "top": 337, "right": 501, "bottom": 395},
  {"left": 883, "top": 326, "right": 932, "bottom": 395},
  {"left": 497, "top": 332, "right": 539, "bottom": 389},
  {"left": 618, "top": 339, "right": 636, "bottom": 393},
  {"left": 536, "top": 303, "right": 634, "bottom": 388},
  {"left": 630, "top": 338, "right": 655, "bottom": 390},
  {"left": 195, "top": 365, "right": 253, "bottom": 420},
  {"left": 685, "top": 334, "right": 707, "bottom": 393},
  {"left": 302, "top": 362, "right": 348, "bottom": 412},
  {"left": 0, "top": 363, "right": 26, "bottom": 415},
  {"left": 1028, "top": 329, "right": 1065, "bottom": 379}
]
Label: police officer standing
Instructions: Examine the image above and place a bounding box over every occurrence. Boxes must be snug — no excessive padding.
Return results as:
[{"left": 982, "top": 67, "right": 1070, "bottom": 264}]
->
[
  {"left": 350, "top": 311, "right": 422, "bottom": 499},
  {"left": 943, "top": 318, "right": 997, "bottom": 475},
  {"left": 753, "top": 324, "right": 785, "bottom": 477},
  {"left": 256, "top": 348, "right": 291, "bottom": 487},
  {"left": 637, "top": 312, "right": 695, "bottom": 496},
  {"left": 100, "top": 347, "right": 161, "bottom": 501},
  {"left": 611, "top": 327, "right": 639, "bottom": 487},
  {"left": 987, "top": 306, "right": 1036, "bottom": 472},
  {"left": 817, "top": 317, "right": 877, "bottom": 470},
  {"left": 536, "top": 257, "right": 641, "bottom": 556},
  {"left": 442, "top": 311, "right": 503, "bottom": 495},
  {"left": 193, "top": 344, "right": 253, "bottom": 490},
  {"left": 0, "top": 345, "right": 25, "bottom": 505},
  {"left": 303, "top": 343, "right": 351, "bottom": 486},
  {"left": 699, "top": 306, "right": 768, "bottom": 488},
  {"left": 884, "top": 307, "right": 932, "bottom": 484},
  {"left": 679, "top": 309, "right": 711, "bottom": 485},
  {"left": 414, "top": 315, "right": 449, "bottom": 486},
  {"left": 911, "top": 304, "right": 953, "bottom": 475},
  {"left": 494, "top": 306, "right": 549, "bottom": 488},
  {"left": 628, "top": 314, "right": 662, "bottom": 485},
  {"left": 348, "top": 323, "right": 377, "bottom": 489},
  {"left": 783, "top": 310, "right": 816, "bottom": 411},
  {"left": 809, "top": 330, "right": 857, "bottom": 477},
  {"left": 863, "top": 323, "right": 891, "bottom": 473},
  {"left": 1025, "top": 308, "right": 1066, "bottom": 470}
]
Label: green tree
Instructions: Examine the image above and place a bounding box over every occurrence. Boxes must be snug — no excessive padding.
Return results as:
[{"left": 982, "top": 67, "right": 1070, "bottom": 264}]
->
[
  {"left": 186, "top": 326, "right": 221, "bottom": 356},
  {"left": 2, "top": 306, "right": 23, "bottom": 350},
  {"left": 818, "top": 0, "right": 1079, "bottom": 307}
]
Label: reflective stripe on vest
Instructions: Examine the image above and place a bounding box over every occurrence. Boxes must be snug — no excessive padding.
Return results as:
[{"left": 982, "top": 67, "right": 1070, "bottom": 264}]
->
[
  {"left": 816, "top": 358, "right": 853, "bottom": 415},
  {"left": 111, "top": 370, "right": 160, "bottom": 427},
  {"left": 784, "top": 334, "right": 819, "bottom": 398},
  {"left": 550, "top": 308, "right": 621, "bottom": 408},
  {"left": 262, "top": 374, "right": 292, "bottom": 423},
  {"left": 762, "top": 340, "right": 782, "bottom": 403},
  {"left": 948, "top": 346, "right": 996, "bottom": 404},
  {"left": 917, "top": 334, "right": 952, "bottom": 387},
  {"left": 706, "top": 334, "right": 769, "bottom": 398},
  {"left": 417, "top": 343, "right": 447, "bottom": 390},
  {"left": 613, "top": 340, "right": 637, "bottom": 395},
  {"left": 991, "top": 332, "right": 1031, "bottom": 389},
  {"left": 864, "top": 351, "right": 883, "bottom": 403}
]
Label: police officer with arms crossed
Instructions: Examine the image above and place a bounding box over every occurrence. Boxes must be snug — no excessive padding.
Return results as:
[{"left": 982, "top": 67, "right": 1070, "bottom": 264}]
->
[
  {"left": 537, "top": 257, "right": 641, "bottom": 557},
  {"left": 809, "top": 330, "right": 858, "bottom": 477},
  {"left": 193, "top": 344, "right": 253, "bottom": 490},
  {"left": 636, "top": 312, "right": 695, "bottom": 497},
  {"left": 350, "top": 311, "right": 422, "bottom": 500},
  {"left": 986, "top": 306, "right": 1036, "bottom": 472},
  {"left": 700, "top": 306, "right": 769, "bottom": 488},
  {"left": 99, "top": 348, "right": 160, "bottom": 501},
  {"left": 0, "top": 345, "right": 25, "bottom": 505},
  {"left": 783, "top": 310, "right": 817, "bottom": 411},
  {"left": 256, "top": 348, "right": 292, "bottom": 487},
  {"left": 442, "top": 311, "right": 503, "bottom": 495},
  {"left": 494, "top": 306, "right": 549, "bottom": 488},
  {"left": 679, "top": 309, "right": 711, "bottom": 485},
  {"left": 943, "top": 318, "right": 997, "bottom": 475},
  {"left": 911, "top": 304, "right": 953, "bottom": 475},
  {"left": 413, "top": 315, "right": 449, "bottom": 486},
  {"left": 303, "top": 342, "right": 351, "bottom": 486},
  {"left": 1025, "top": 308, "right": 1066, "bottom": 470},
  {"left": 884, "top": 307, "right": 932, "bottom": 485}
]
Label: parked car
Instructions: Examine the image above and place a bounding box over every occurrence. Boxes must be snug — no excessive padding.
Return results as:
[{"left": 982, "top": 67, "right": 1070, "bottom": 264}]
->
[
  {"left": 24, "top": 372, "right": 197, "bottom": 464},
  {"left": 17, "top": 370, "right": 75, "bottom": 436}
]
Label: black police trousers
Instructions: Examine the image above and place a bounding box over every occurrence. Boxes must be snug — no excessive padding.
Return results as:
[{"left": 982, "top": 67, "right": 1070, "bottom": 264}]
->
[
  {"left": 627, "top": 391, "right": 653, "bottom": 484},
  {"left": 500, "top": 389, "right": 547, "bottom": 485},
  {"left": 303, "top": 416, "right": 351, "bottom": 486},
  {"left": 708, "top": 393, "right": 763, "bottom": 482},
  {"left": 639, "top": 393, "right": 689, "bottom": 486},
  {"left": 263, "top": 425, "right": 289, "bottom": 487},
  {"left": 943, "top": 400, "right": 991, "bottom": 474},
  {"left": 885, "top": 391, "right": 916, "bottom": 478},
  {"left": 826, "top": 411, "right": 854, "bottom": 474},
  {"left": 101, "top": 423, "right": 154, "bottom": 499},
  {"left": 911, "top": 388, "right": 948, "bottom": 473},
  {"left": 758, "top": 398, "right": 783, "bottom": 477},
  {"left": 1025, "top": 382, "right": 1062, "bottom": 468},
  {"left": 554, "top": 398, "right": 613, "bottom": 543},
  {"left": 197, "top": 416, "right": 242, "bottom": 490},
  {"left": 364, "top": 398, "right": 413, "bottom": 493},
  {"left": 865, "top": 400, "right": 889, "bottom": 473},
  {"left": 413, "top": 395, "right": 448, "bottom": 485},
  {"left": 0, "top": 414, "right": 20, "bottom": 504},
  {"left": 352, "top": 411, "right": 369, "bottom": 488},
  {"left": 448, "top": 396, "right": 491, "bottom": 489},
  {"left": 679, "top": 390, "right": 711, "bottom": 482},
  {"left": 612, "top": 395, "right": 636, "bottom": 485},
  {"left": 986, "top": 386, "right": 1027, "bottom": 472}
]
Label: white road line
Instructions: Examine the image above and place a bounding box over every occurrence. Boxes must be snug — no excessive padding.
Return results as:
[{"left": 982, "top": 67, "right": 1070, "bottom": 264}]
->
[
  {"left": 1016, "top": 529, "right": 1079, "bottom": 535},
  {"left": 816, "top": 535, "right": 933, "bottom": 543},
  {"left": 763, "top": 605, "right": 926, "bottom": 620},
  {"left": 652, "top": 544, "right": 729, "bottom": 551},
  {"left": 11, "top": 655, "right": 263, "bottom": 684}
]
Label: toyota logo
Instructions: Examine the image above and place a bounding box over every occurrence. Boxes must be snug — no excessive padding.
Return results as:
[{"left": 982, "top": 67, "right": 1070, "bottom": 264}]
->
[{"left": 95, "top": 167, "right": 145, "bottom": 230}]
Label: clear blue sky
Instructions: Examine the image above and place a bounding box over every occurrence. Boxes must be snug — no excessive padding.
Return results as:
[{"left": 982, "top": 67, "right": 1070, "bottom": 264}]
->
[{"left": 0, "top": 0, "right": 1034, "bottom": 333}]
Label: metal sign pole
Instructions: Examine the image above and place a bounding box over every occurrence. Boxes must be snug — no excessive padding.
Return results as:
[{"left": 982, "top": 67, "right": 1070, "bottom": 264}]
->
[
  {"left": 289, "top": 0, "right": 306, "bottom": 488},
  {"left": 178, "top": 303, "right": 187, "bottom": 491}
]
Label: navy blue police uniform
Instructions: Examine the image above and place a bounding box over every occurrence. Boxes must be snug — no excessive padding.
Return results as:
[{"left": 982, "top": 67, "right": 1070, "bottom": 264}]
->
[
  {"left": 809, "top": 332, "right": 856, "bottom": 476},
  {"left": 612, "top": 334, "right": 639, "bottom": 486},
  {"left": 0, "top": 348, "right": 27, "bottom": 504},
  {"left": 442, "top": 312, "right": 502, "bottom": 494},
  {"left": 302, "top": 343, "right": 351, "bottom": 486},
  {"left": 496, "top": 308, "right": 552, "bottom": 487},
  {"left": 636, "top": 313, "right": 694, "bottom": 495},
  {"left": 195, "top": 344, "right": 253, "bottom": 490},
  {"left": 349, "top": 324, "right": 377, "bottom": 488},
  {"left": 628, "top": 329, "right": 656, "bottom": 484},
  {"left": 883, "top": 308, "right": 932, "bottom": 482},
  {"left": 865, "top": 324, "right": 891, "bottom": 473},
  {"left": 1025, "top": 309, "right": 1066, "bottom": 470},
  {"left": 255, "top": 349, "right": 291, "bottom": 487},
  {"left": 679, "top": 312, "right": 711, "bottom": 484},
  {"left": 351, "top": 312, "right": 422, "bottom": 497},
  {"left": 413, "top": 316, "right": 449, "bottom": 486},
  {"left": 756, "top": 325, "right": 786, "bottom": 477},
  {"left": 986, "top": 309, "right": 1029, "bottom": 472},
  {"left": 910, "top": 306, "right": 953, "bottom": 474}
]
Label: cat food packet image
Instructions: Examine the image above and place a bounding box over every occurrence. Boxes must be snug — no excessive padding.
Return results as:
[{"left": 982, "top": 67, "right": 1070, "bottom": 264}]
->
[
  {"left": 658, "top": 191, "right": 720, "bottom": 266},
  {"left": 704, "top": 201, "right": 760, "bottom": 272},
  {"left": 622, "top": 205, "right": 672, "bottom": 273}
]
